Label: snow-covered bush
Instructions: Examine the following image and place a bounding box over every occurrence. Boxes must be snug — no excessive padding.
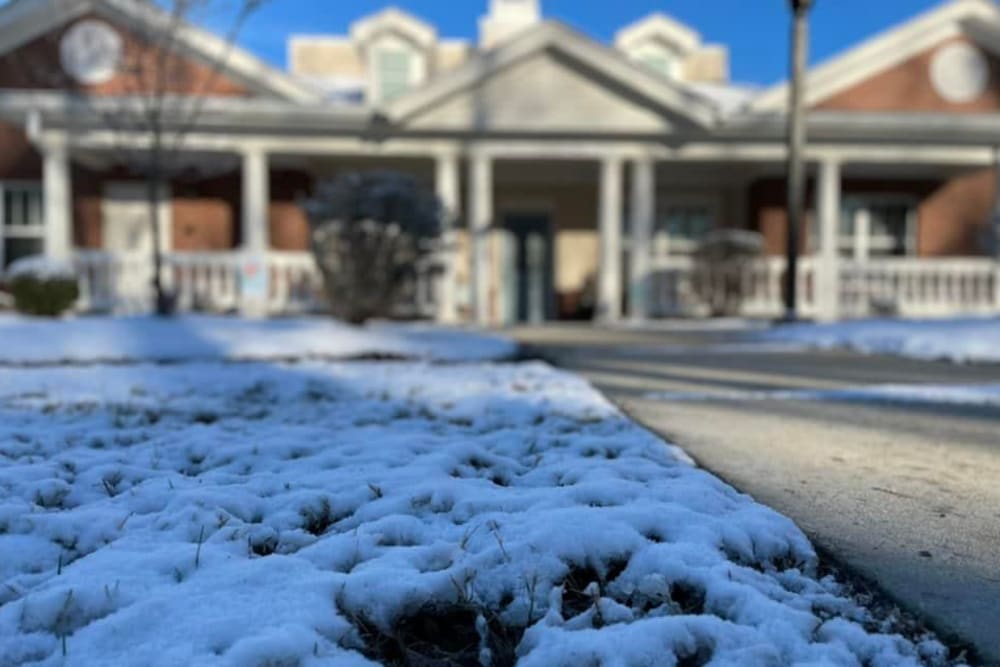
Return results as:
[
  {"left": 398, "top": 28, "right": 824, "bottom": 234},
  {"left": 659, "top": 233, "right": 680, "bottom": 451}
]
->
[
  {"left": 303, "top": 171, "right": 442, "bottom": 324},
  {"left": 692, "top": 229, "right": 765, "bottom": 317},
  {"left": 5, "top": 256, "right": 79, "bottom": 317}
]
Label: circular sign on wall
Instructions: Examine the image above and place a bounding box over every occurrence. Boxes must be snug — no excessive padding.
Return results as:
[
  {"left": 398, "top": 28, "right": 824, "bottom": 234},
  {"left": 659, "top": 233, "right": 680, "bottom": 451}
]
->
[
  {"left": 930, "top": 42, "right": 990, "bottom": 104},
  {"left": 60, "top": 20, "right": 123, "bottom": 85}
]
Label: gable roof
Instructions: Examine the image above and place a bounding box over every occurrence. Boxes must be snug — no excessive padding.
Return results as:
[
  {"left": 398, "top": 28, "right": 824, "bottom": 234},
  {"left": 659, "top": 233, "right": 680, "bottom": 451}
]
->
[
  {"left": 0, "top": 0, "right": 322, "bottom": 103},
  {"left": 386, "top": 20, "right": 720, "bottom": 129},
  {"left": 750, "top": 0, "right": 1000, "bottom": 112}
]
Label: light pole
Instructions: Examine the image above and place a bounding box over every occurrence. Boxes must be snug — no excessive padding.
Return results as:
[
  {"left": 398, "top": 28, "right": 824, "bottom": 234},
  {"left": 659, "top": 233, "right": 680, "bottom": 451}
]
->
[{"left": 784, "top": 0, "right": 813, "bottom": 321}]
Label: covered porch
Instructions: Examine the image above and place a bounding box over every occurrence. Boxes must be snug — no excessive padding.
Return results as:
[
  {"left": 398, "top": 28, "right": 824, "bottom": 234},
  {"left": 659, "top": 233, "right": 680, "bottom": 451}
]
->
[
  {"left": 22, "top": 127, "right": 1000, "bottom": 324},
  {"left": 10, "top": 17, "right": 998, "bottom": 324}
]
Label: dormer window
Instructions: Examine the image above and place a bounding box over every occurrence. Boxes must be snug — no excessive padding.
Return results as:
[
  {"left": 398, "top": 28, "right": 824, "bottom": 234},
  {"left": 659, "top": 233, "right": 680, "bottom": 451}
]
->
[
  {"left": 615, "top": 13, "right": 729, "bottom": 84},
  {"left": 637, "top": 48, "right": 678, "bottom": 79},
  {"left": 376, "top": 48, "right": 414, "bottom": 102},
  {"left": 349, "top": 8, "right": 437, "bottom": 106}
]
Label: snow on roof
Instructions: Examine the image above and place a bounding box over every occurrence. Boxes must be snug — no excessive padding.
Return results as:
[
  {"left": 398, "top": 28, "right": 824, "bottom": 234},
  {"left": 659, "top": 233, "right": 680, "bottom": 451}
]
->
[{"left": 688, "top": 81, "right": 761, "bottom": 115}]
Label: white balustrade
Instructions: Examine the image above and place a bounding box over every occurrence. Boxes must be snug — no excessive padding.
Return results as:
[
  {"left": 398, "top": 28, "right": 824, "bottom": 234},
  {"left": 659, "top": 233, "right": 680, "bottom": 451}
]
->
[
  {"left": 838, "top": 258, "right": 999, "bottom": 318},
  {"left": 647, "top": 255, "right": 817, "bottom": 319},
  {"left": 72, "top": 249, "right": 444, "bottom": 318},
  {"left": 645, "top": 253, "right": 997, "bottom": 320},
  {"left": 73, "top": 249, "right": 999, "bottom": 321}
]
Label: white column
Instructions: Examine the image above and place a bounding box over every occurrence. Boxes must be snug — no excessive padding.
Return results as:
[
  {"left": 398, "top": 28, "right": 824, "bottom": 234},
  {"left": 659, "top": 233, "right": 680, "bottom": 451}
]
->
[
  {"left": 435, "top": 152, "right": 460, "bottom": 323},
  {"left": 628, "top": 158, "right": 655, "bottom": 322},
  {"left": 854, "top": 209, "right": 870, "bottom": 262},
  {"left": 816, "top": 157, "right": 842, "bottom": 321},
  {"left": 42, "top": 141, "right": 72, "bottom": 261},
  {"left": 994, "top": 149, "right": 1000, "bottom": 312},
  {"left": 469, "top": 152, "right": 493, "bottom": 326},
  {"left": 597, "top": 156, "right": 624, "bottom": 322},
  {"left": 241, "top": 147, "right": 269, "bottom": 254},
  {"left": 240, "top": 147, "right": 270, "bottom": 317}
]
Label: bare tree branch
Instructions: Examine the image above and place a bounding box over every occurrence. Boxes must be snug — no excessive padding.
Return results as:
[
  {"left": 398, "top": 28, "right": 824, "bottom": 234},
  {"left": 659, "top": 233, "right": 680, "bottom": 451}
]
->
[{"left": 16, "top": 0, "right": 266, "bottom": 314}]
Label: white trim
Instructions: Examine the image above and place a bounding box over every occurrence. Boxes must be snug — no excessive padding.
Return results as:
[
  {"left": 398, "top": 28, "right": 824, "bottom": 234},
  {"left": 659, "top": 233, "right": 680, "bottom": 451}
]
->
[
  {"left": 31, "top": 119, "right": 1000, "bottom": 167},
  {"left": 386, "top": 21, "right": 719, "bottom": 129},
  {"left": 841, "top": 194, "right": 920, "bottom": 260},
  {"left": 0, "top": 0, "right": 91, "bottom": 60},
  {"left": 750, "top": 0, "right": 1000, "bottom": 111},
  {"left": 614, "top": 13, "right": 701, "bottom": 55},
  {"left": 350, "top": 8, "right": 437, "bottom": 50},
  {"left": 0, "top": 181, "right": 46, "bottom": 269}
]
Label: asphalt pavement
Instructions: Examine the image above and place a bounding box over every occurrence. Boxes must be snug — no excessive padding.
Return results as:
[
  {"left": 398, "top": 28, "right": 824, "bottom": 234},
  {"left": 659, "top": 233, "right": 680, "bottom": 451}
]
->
[{"left": 513, "top": 323, "right": 1000, "bottom": 665}]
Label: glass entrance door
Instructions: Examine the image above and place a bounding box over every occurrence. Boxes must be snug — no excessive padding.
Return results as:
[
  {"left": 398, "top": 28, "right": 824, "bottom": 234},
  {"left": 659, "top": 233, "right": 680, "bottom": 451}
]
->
[{"left": 503, "top": 214, "right": 554, "bottom": 324}]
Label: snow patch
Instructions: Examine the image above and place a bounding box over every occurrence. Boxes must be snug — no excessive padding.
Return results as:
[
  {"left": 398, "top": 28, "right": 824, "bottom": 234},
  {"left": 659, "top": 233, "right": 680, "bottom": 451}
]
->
[
  {"left": 0, "top": 360, "right": 946, "bottom": 665},
  {"left": 646, "top": 382, "right": 1000, "bottom": 407},
  {"left": 765, "top": 317, "right": 1000, "bottom": 364},
  {"left": 0, "top": 315, "right": 516, "bottom": 364}
]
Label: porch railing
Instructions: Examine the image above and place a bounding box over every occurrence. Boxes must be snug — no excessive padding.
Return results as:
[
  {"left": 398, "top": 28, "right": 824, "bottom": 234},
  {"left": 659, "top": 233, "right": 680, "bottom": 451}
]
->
[
  {"left": 648, "top": 254, "right": 1000, "bottom": 320},
  {"left": 73, "top": 250, "right": 443, "bottom": 318},
  {"left": 73, "top": 249, "right": 999, "bottom": 321},
  {"left": 838, "top": 258, "right": 999, "bottom": 318},
  {"left": 649, "top": 256, "right": 819, "bottom": 319}
]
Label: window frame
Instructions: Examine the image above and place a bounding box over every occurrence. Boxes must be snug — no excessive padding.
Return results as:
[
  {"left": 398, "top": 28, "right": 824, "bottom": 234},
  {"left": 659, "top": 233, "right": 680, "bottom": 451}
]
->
[
  {"left": 364, "top": 32, "right": 427, "bottom": 106},
  {"left": 840, "top": 194, "right": 919, "bottom": 260},
  {"left": 632, "top": 43, "right": 681, "bottom": 80},
  {"left": 375, "top": 47, "right": 415, "bottom": 103},
  {"left": 652, "top": 193, "right": 720, "bottom": 256},
  {"left": 0, "top": 181, "right": 46, "bottom": 270}
]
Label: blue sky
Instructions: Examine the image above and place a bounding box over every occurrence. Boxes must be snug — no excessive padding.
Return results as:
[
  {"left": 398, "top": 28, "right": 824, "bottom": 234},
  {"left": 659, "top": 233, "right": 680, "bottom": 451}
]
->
[{"left": 228, "top": 0, "right": 943, "bottom": 86}]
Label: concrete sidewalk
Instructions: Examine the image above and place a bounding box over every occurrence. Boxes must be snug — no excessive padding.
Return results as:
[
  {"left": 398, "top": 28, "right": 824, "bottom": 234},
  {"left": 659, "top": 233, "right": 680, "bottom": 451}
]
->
[{"left": 514, "top": 324, "right": 1000, "bottom": 665}]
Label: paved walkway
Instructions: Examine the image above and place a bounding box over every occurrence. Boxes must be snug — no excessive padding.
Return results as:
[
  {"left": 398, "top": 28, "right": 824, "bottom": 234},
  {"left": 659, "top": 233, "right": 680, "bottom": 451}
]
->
[{"left": 513, "top": 324, "right": 1000, "bottom": 665}]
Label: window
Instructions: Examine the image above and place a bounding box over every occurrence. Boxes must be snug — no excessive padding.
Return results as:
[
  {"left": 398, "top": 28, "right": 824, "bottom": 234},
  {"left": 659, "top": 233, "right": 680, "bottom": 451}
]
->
[
  {"left": 652, "top": 200, "right": 716, "bottom": 255},
  {"left": 640, "top": 52, "right": 675, "bottom": 78},
  {"left": 1, "top": 183, "right": 45, "bottom": 269},
  {"left": 839, "top": 197, "right": 917, "bottom": 259},
  {"left": 376, "top": 48, "right": 413, "bottom": 103}
]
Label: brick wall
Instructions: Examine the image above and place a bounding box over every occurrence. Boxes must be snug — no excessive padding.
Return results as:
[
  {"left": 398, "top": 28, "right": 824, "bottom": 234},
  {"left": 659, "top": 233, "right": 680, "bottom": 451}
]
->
[
  {"left": 816, "top": 37, "right": 1000, "bottom": 113},
  {"left": 0, "top": 13, "right": 248, "bottom": 96}
]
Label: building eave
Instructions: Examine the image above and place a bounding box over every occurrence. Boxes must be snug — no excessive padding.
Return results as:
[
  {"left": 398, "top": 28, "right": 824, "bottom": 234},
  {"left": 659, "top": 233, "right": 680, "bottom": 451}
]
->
[
  {"left": 723, "top": 109, "right": 1000, "bottom": 145},
  {"left": 0, "top": 90, "right": 370, "bottom": 137}
]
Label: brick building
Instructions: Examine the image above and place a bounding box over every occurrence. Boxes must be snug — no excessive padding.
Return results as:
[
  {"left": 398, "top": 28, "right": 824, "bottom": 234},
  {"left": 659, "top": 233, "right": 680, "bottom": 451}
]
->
[{"left": 2, "top": 0, "right": 1000, "bottom": 322}]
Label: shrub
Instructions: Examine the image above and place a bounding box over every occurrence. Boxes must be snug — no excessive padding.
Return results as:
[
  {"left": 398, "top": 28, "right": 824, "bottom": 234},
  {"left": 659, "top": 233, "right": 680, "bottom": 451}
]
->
[
  {"left": 303, "top": 171, "right": 442, "bottom": 324},
  {"left": 692, "top": 229, "right": 764, "bottom": 317},
  {"left": 5, "top": 256, "right": 80, "bottom": 317}
]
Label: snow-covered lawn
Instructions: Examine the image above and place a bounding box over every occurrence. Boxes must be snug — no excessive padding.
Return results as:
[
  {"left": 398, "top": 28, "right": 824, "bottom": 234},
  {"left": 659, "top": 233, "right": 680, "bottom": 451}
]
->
[
  {"left": 0, "top": 315, "right": 516, "bottom": 364},
  {"left": 765, "top": 317, "right": 1000, "bottom": 364},
  {"left": 0, "top": 357, "right": 949, "bottom": 665}
]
